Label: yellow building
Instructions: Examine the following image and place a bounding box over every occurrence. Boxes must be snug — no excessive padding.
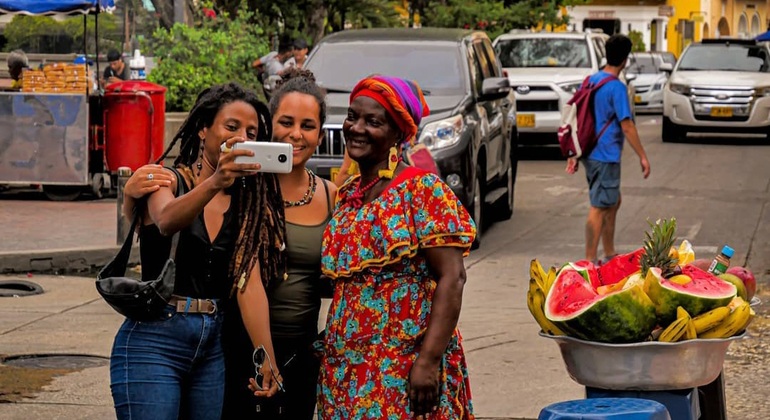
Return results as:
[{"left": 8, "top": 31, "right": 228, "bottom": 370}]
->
[{"left": 666, "top": 0, "right": 770, "bottom": 57}]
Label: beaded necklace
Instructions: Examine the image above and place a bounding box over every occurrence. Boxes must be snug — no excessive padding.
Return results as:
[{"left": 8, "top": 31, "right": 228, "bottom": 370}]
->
[
  {"left": 347, "top": 159, "right": 403, "bottom": 208},
  {"left": 283, "top": 168, "right": 316, "bottom": 208}
]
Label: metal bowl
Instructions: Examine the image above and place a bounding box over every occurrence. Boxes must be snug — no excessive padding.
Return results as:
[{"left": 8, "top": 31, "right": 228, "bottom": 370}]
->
[{"left": 540, "top": 332, "right": 747, "bottom": 391}]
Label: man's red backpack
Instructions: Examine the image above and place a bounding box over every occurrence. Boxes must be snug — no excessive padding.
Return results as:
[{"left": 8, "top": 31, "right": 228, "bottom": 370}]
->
[{"left": 557, "top": 74, "right": 617, "bottom": 159}]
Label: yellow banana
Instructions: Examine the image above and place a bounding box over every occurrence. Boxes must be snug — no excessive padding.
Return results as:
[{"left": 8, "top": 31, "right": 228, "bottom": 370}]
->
[
  {"left": 659, "top": 317, "right": 689, "bottom": 342},
  {"left": 691, "top": 306, "right": 731, "bottom": 334},
  {"left": 526, "top": 278, "right": 565, "bottom": 336},
  {"left": 674, "top": 306, "right": 698, "bottom": 340},
  {"left": 529, "top": 259, "right": 546, "bottom": 294},
  {"left": 544, "top": 266, "right": 557, "bottom": 293},
  {"left": 699, "top": 300, "right": 753, "bottom": 339}
]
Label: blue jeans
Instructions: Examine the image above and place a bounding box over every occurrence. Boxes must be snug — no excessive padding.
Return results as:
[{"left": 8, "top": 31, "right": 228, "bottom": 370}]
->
[{"left": 110, "top": 304, "right": 225, "bottom": 420}]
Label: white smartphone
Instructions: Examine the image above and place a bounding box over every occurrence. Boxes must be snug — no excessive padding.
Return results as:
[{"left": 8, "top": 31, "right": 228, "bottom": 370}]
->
[{"left": 232, "top": 141, "right": 293, "bottom": 174}]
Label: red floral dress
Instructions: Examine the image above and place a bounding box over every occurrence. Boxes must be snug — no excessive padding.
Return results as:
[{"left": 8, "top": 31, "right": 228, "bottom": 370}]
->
[{"left": 319, "top": 167, "right": 477, "bottom": 420}]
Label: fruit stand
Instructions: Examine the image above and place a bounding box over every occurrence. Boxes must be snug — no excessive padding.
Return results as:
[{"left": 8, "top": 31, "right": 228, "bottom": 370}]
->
[
  {"left": 0, "top": 0, "right": 116, "bottom": 200},
  {"left": 529, "top": 219, "right": 758, "bottom": 419}
]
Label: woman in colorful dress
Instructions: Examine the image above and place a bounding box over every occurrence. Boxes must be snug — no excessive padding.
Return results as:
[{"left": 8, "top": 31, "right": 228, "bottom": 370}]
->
[{"left": 319, "top": 75, "right": 477, "bottom": 419}]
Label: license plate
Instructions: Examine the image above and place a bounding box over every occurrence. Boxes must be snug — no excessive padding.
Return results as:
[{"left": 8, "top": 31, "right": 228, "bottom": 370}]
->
[
  {"left": 634, "top": 95, "right": 641, "bottom": 104},
  {"left": 710, "top": 107, "right": 733, "bottom": 117},
  {"left": 517, "top": 113, "right": 535, "bottom": 128},
  {"left": 330, "top": 167, "right": 340, "bottom": 181}
]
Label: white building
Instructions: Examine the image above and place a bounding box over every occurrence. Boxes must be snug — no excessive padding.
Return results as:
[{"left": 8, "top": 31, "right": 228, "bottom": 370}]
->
[{"left": 566, "top": 3, "right": 673, "bottom": 52}]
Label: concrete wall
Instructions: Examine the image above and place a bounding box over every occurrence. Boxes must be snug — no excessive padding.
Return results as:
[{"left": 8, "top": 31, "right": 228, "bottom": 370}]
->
[{"left": 162, "top": 112, "right": 187, "bottom": 166}]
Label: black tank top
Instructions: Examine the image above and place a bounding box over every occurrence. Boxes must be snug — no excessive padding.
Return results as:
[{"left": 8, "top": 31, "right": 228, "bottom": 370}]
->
[{"left": 139, "top": 171, "right": 239, "bottom": 300}]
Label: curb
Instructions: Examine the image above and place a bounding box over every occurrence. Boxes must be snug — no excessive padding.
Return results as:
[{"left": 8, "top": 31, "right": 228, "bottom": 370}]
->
[{"left": 0, "top": 246, "right": 139, "bottom": 274}]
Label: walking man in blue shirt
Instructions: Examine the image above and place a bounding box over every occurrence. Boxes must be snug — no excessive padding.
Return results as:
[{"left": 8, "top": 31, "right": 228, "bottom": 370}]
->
[{"left": 566, "top": 34, "right": 651, "bottom": 264}]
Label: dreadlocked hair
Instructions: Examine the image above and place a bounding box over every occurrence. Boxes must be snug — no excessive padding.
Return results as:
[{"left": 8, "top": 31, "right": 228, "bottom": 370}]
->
[
  {"left": 269, "top": 68, "right": 327, "bottom": 126},
  {"left": 156, "top": 82, "right": 287, "bottom": 294}
]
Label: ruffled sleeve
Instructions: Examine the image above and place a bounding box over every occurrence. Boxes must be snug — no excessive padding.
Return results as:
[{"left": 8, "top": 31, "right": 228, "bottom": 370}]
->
[{"left": 409, "top": 173, "right": 476, "bottom": 255}]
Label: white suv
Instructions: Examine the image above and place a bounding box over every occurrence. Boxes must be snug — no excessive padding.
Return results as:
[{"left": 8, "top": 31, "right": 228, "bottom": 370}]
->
[
  {"left": 662, "top": 39, "right": 770, "bottom": 142},
  {"left": 493, "top": 30, "right": 632, "bottom": 146}
]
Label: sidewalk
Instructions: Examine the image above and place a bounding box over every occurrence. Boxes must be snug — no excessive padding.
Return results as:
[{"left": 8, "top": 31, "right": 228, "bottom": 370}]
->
[{"left": 0, "top": 193, "right": 580, "bottom": 419}]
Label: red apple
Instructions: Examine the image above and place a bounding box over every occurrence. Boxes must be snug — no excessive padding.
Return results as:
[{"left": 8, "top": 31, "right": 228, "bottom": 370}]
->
[{"left": 726, "top": 266, "right": 757, "bottom": 301}]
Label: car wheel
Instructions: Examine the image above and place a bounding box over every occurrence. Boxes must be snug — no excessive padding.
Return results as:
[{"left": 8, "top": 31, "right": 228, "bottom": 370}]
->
[
  {"left": 662, "top": 116, "right": 686, "bottom": 143},
  {"left": 470, "top": 165, "right": 484, "bottom": 250},
  {"left": 492, "top": 155, "right": 515, "bottom": 221}
]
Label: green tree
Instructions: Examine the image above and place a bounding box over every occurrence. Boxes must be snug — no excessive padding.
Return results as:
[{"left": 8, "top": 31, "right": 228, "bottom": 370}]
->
[
  {"left": 4, "top": 14, "right": 121, "bottom": 53},
  {"left": 628, "top": 30, "right": 646, "bottom": 52},
  {"left": 144, "top": 5, "right": 269, "bottom": 111}
]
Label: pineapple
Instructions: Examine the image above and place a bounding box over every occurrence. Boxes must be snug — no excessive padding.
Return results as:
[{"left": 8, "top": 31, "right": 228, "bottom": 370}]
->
[{"left": 640, "top": 218, "right": 679, "bottom": 278}]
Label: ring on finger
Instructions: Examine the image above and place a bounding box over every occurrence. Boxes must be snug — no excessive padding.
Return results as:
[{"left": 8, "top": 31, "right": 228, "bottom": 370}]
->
[
  {"left": 220, "top": 143, "right": 232, "bottom": 154},
  {"left": 147, "top": 173, "right": 154, "bottom": 181}
]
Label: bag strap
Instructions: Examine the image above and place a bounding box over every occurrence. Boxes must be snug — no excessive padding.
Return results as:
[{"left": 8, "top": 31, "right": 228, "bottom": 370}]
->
[{"left": 165, "top": 166, "right": 187, "bottom": 261}]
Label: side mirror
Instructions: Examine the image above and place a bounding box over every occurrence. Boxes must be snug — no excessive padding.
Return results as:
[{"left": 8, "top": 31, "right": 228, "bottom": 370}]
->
[
  {"left": 481, "top": 77, "right": 511, "bottom": 100},
  {"left": 625, "top": 73, "right": 637, "bottom": 82},
  {"left": 659, "top": 63, "right": 674, "bottom": 73}
]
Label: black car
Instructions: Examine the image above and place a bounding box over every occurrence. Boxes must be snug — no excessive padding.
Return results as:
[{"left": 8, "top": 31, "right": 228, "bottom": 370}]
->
[{"left": 304, "top": 28, "right": 518, "bottom": 246}]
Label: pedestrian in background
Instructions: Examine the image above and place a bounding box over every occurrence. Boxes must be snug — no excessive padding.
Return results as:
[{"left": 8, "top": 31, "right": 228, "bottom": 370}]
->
[
  {"left": 258, "top": 38, "right": 295, "bottom": 99},
  {"left": 102, "top": 49, "right": 130, "bottom": 86},
  {"left": 6, "top": 49, "right": 28, "bottom": 91},
  {"left": 112, "top": 83, "right": 284, "bottom": 419},
  {"left": 224, "top": 68, "right": 336, "bottom": 419},
  {"left": 283, "top": 38, "right": 309, "bottom": 71},
  {"left": 565, "top": 34, "right": 651, "bottom": 264},
  {"left": 318, "top": 75, "right": 476, "bottom": 419}
]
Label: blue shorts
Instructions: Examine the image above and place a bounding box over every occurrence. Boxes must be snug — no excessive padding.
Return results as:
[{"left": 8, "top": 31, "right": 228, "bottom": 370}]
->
[{"left": 583, "top": 159, "right": 620, "bottom": 208}]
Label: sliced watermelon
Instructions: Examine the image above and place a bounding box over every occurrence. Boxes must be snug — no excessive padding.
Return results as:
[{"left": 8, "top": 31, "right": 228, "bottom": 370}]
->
[
  {"left": 597, "top": 248, "right": 644, "bottom": 286},
  {"left": 544, "top": 266, "right": 657, "bottom": 343},
  {"left": 645, "top": 266, "right": 736, "bottom": 324}
]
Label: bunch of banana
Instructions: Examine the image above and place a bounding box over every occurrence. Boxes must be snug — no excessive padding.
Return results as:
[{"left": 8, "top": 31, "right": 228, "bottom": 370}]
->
[
  {"left": 527, "top": 259, "right": 564, "bottom": 336},
  {"left": 658, "top": 306, "right": 697, "bottom": 342},
  {"left": 657, "top": 298, "right": 755, "bottom": 341},
  {"left": 698, "top": 297, "right": 754, "bottom": 339}
]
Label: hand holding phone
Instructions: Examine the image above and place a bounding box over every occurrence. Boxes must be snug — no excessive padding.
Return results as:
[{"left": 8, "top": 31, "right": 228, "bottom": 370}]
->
[{"left": 232, "top": 141, "right": 293, "bottom": 174}]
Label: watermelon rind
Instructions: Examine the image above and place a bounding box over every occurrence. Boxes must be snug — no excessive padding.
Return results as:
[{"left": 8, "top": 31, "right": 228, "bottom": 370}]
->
[
  {"left": 645, "top": 267, "right": 736, "bottom": 325},
  {"left": 545, "top": 268, "right": 657, "bottom": 343}
]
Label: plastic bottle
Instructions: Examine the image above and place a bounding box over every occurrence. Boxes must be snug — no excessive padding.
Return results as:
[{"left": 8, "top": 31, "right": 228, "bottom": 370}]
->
[
  {"left": 708, "top": 245, "right": 734, "bottom": 275},
  {"left": 129, "top": 49, "right": 146, "bottom": 80}
]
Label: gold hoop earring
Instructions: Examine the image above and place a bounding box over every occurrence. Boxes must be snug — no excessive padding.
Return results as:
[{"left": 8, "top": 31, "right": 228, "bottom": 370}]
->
[{"left": 378, "top": 146, "right": 399, "bottom": 179}]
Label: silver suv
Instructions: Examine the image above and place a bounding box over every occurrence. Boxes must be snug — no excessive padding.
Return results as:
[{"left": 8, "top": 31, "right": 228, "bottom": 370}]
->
[
  {"left": 661, "top": 39, "right": 770, "bottom": 142},
  {"left": 493, "top": 30, "right": 634, "bottom": 147}
]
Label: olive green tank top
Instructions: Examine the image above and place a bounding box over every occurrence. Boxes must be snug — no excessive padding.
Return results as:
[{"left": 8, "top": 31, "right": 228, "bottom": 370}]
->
[{"left": 268, "top": 178, "right": 332, "bottom": 340}]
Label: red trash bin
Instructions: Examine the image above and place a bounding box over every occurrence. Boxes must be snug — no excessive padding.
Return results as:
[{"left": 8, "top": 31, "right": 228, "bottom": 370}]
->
[{"left": 103, "top": 81, "right": 167, "bottom": 172}]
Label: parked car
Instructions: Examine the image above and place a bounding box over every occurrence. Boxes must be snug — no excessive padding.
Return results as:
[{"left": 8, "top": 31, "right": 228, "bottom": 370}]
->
[
  {"left": 492, "top": 30, "right": 635, "bottom": 148},
  {"left": 628, "top": 52, "right": 671, "bottom": 113},
  {"left": 303, "top": 28, "right": 518, "bottom": 246},
  {"left": 661, "top": 38, "right": 770, "bottom": 142}
]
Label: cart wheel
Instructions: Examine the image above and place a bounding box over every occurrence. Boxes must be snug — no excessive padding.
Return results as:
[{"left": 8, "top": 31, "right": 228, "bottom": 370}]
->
[{"left": 43, "top": 185, "right": 83, "bottom": 201}]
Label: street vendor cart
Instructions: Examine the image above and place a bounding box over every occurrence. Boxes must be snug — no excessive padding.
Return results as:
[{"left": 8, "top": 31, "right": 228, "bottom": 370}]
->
[{"left": 0, "top": 0, "right": 166, "bottom": 201}]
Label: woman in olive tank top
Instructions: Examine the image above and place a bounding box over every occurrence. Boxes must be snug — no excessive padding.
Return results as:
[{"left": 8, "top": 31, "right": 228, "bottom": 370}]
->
[{"left": 221, "top": 68, "right": 336, "bottom": 420}]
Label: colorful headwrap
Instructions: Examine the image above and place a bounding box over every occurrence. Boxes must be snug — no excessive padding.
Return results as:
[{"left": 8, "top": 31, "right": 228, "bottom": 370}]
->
[{"left": 349, "top": 76, "right": 430, "bottom": 145}]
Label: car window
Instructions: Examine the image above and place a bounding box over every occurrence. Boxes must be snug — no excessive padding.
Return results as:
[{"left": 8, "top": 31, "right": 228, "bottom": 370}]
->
[
  {"left": 495, "top": 37, "right": 591, "bottom": 68},
  {"left": 481, "top": 39, "right": 503, "bottom": 77},
  {"left": 677, "top": 44, "right": 770, "bottom": 72},
  {"left": 305, "top": 41, "right": 467, "bottom": 95},
  {"left": 593, "top": 38, "right": 606, "bottom": 64},
  {"left": 628, "top": 54, "right": 661, "bottom": 74},
  {"left": 473, "top": 42, "right": 493, "bottom": 79},
  {"left": 467, "top": 43, "right": 484, "bottom": 94}
]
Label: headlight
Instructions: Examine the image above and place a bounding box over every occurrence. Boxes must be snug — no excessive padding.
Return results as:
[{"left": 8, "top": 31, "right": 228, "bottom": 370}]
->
[
  {"left": 668, "top": 83, "right": 690, "bottom": 95},
  {"left": 419, "top": 115, "right": 464, "bottom": 151},
  {"left": 557, "top": 81, "right": 583, "bottom": 94},
  {"left": 755, "top": 86, "right": 770, "bottom": 97}
]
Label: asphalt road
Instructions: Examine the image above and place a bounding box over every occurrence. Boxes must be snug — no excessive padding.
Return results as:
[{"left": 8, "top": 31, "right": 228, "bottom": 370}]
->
[{"left": 1, "top": 115, "right": 769, "bottom": 419}]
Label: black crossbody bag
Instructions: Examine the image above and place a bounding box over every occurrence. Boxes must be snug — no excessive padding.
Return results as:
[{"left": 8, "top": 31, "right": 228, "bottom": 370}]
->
[{"left": 95, "top": 168, "right": 185, "bottom": 321}]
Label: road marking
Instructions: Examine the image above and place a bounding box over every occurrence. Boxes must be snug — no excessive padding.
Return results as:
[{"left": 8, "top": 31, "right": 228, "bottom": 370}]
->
[{"left": 544, "top": 185, "right": 582, "bottom": 196}]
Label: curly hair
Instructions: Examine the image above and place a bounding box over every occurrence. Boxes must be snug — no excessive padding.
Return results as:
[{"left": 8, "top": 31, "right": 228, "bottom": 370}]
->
[
  {"left": 158, "top": 82, "right": 286, "bottom": 293},
  {"left": 269, "top": 68, "right": 327, "bottom": 126}
]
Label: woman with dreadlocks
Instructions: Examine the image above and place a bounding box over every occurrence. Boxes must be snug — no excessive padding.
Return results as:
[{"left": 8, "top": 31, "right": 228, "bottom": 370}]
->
[
  {"left": 111, "top": 82, "right": 285, "bottom": 420},
  {"left": 223, "top": 68, "right": 335, "bottom": 420},
  {"left": 318, "top": 76, "right": 476, "bottom": 419}
]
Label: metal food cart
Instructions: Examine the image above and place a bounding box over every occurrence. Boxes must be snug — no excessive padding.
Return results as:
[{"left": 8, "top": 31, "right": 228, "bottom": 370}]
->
[{"left": 0, "top": 0, "right": 116, "bottom": 201}]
